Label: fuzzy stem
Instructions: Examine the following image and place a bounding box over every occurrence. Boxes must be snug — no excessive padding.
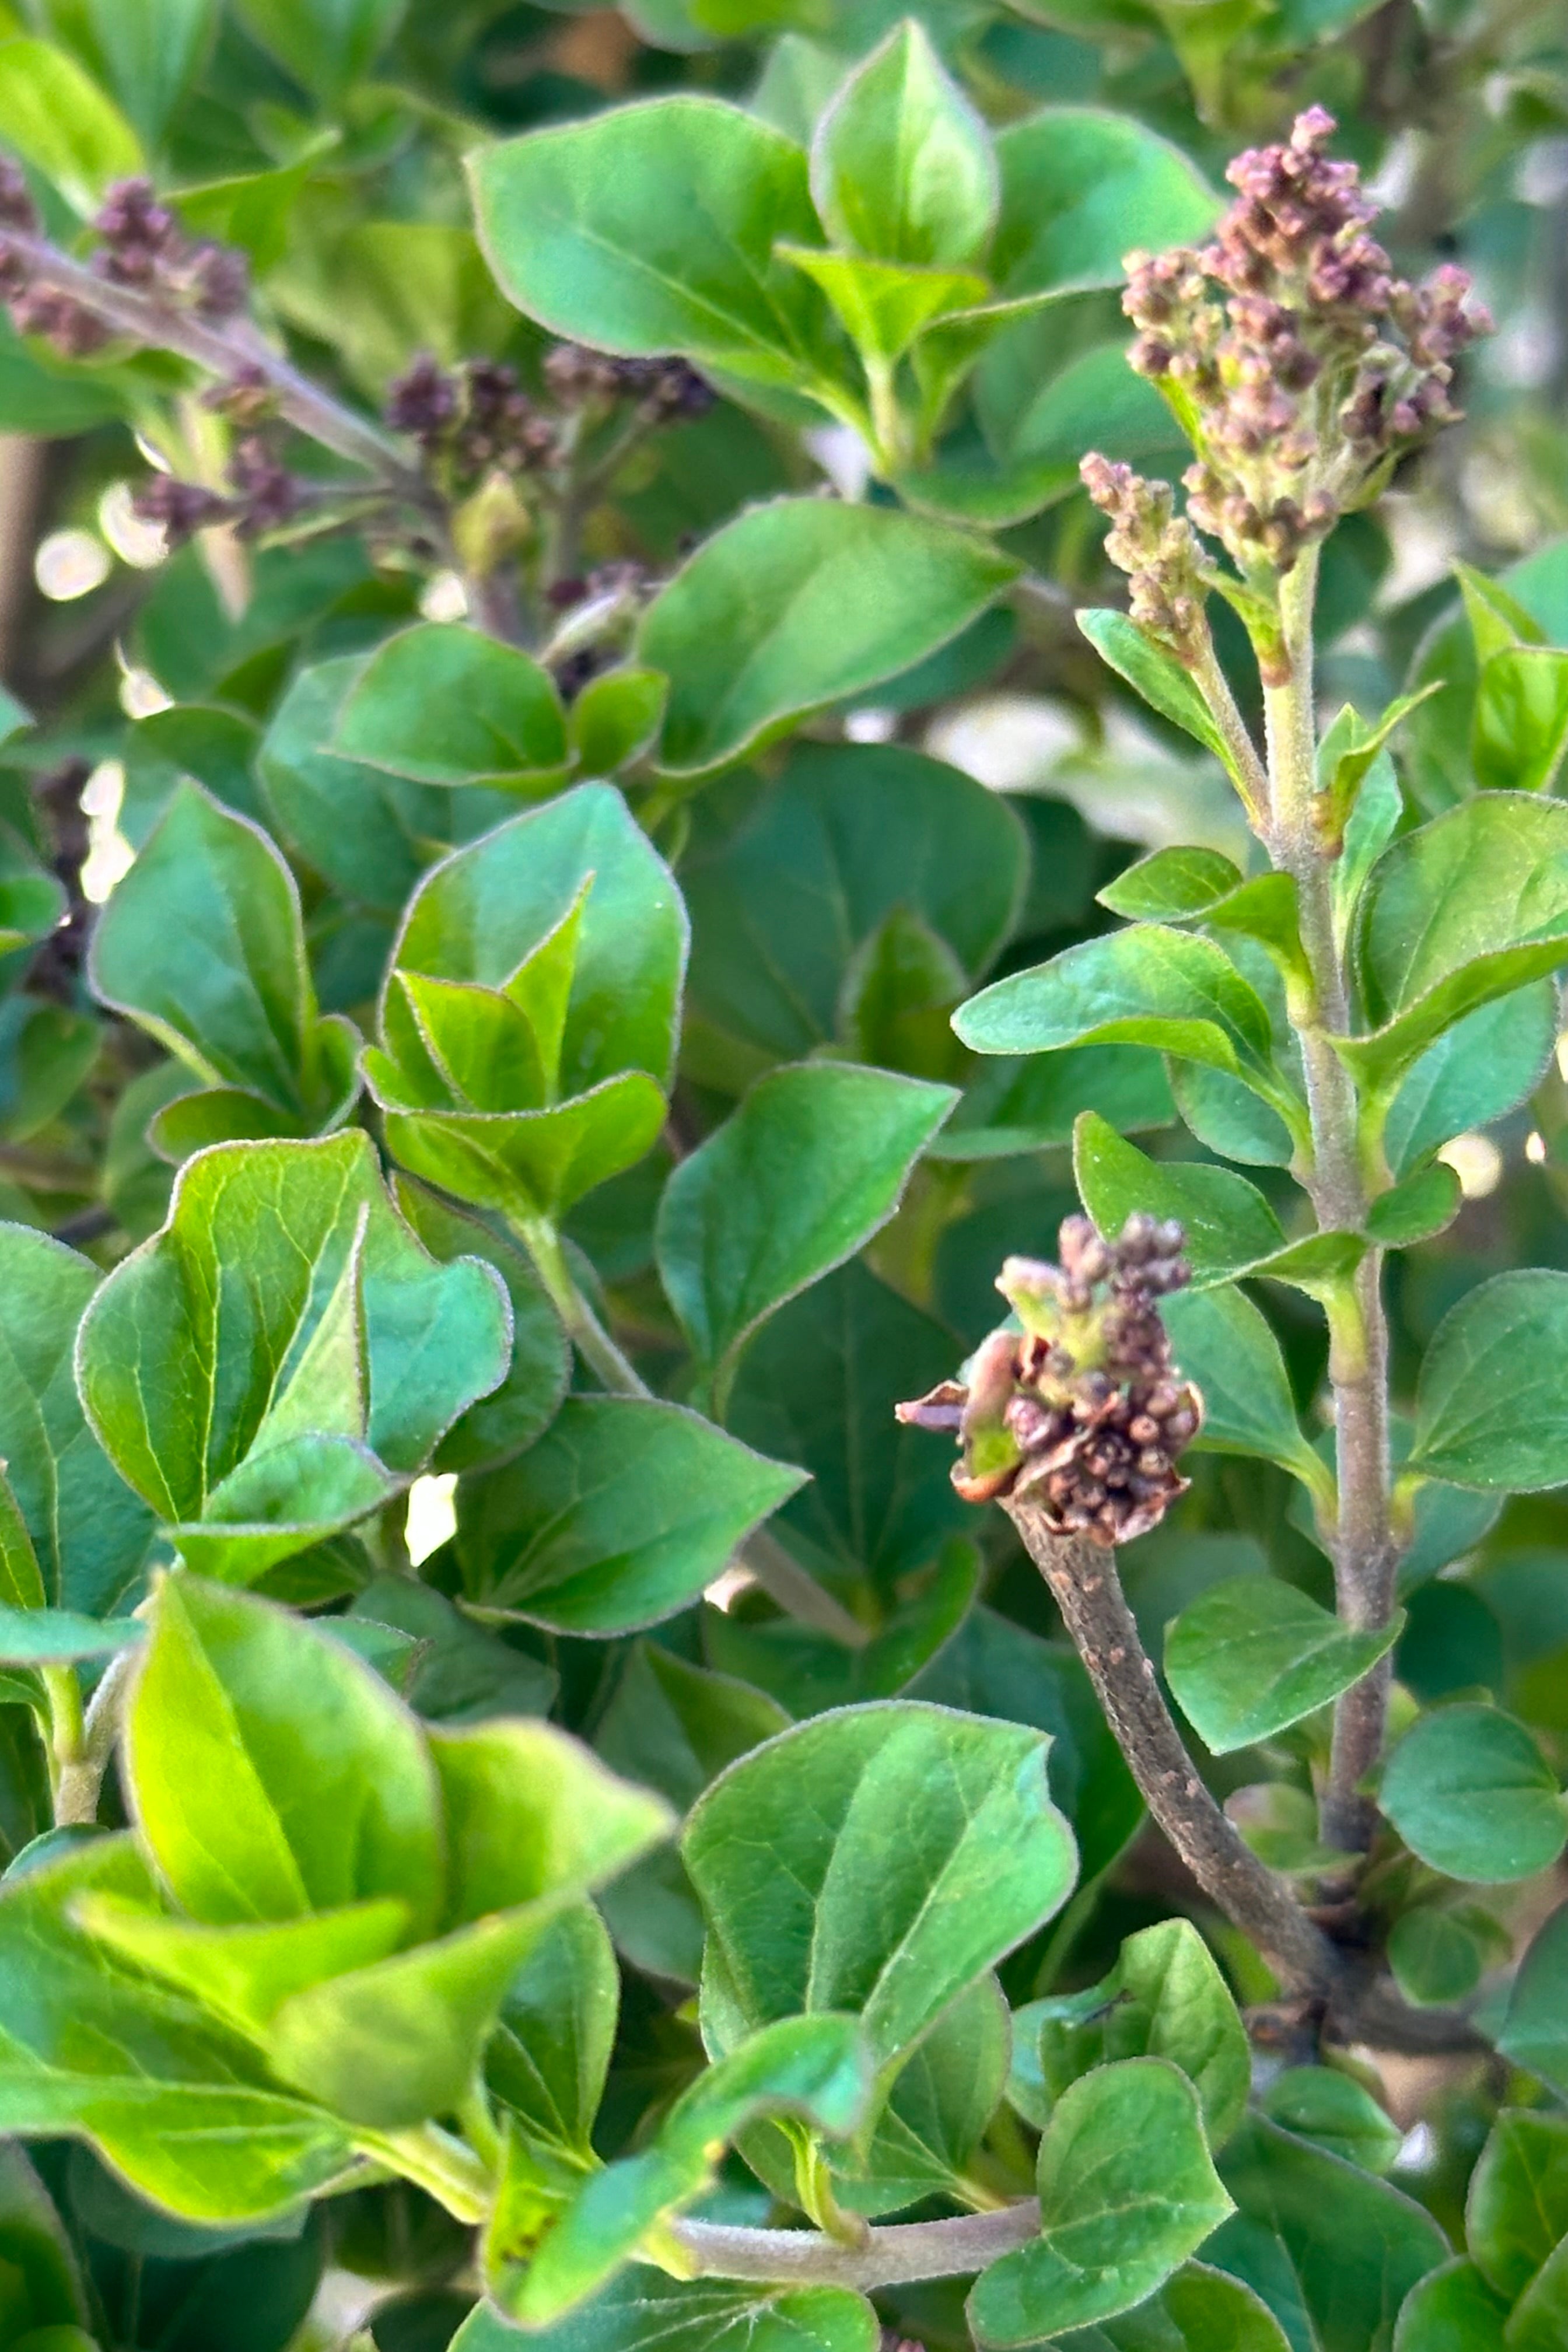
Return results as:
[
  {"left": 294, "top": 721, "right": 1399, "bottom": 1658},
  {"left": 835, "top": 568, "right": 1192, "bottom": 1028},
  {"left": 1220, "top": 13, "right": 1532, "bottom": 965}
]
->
[
  {"left": 1005, "top": 1504, "right": 1340, "bottom": 1996},
  {"left": 1261, "top": 548, "right": 1396, "bottom": 1853},
  {"left": 673, "top": 2201, "right": 1042, "bottom": 2288},
  {"left": 52, "top": 1646, "right": 138, "bottom": 1826},
  {"left": 354, "top": 2124, "right": 493, "bottom": 2224},
  {"left": 1189, "top": 631, "right": 1270, "bottom": 828}
]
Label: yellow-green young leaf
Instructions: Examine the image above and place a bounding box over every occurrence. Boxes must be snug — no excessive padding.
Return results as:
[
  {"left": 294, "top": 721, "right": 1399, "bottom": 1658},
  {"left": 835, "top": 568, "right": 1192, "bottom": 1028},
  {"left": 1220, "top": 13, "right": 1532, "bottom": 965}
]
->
[
  {"left": 1076, "top": 610, "right": 1234, "bottom": 771},
  {"left": 233, "top": 0, "right": 404, "bottom": 104},
  {"left": 1098, "top": 846, "right": 1244, "bottom": 922},
  {"left": 1392, "top": 2259, "right": 1510, "bottom": 2352},
  {"left": 655, "top": 1060, "right": 956, "bottom": 1408},
  {"left": 456, "top": 1396, "right": 805, "bottom": 1633},
  {"left": 684, "top": 1702, "right": 1077, "bottom": 2080},
  {"left": 1467, "top": 2108, "right": 1568, "bottom": 2301},
  {"left": 0, "top": 1227, "right": 152, "bottom": 1617},
  {"left": 452, "top": 2272, "right": 880, "bottom": 2352},
  {"left": 331, "top": 625, "right": 568, "bottom": 789},
  {"left": 1409, "top": 1269, "right": 1568, "bottom": 1491},
  {"left": 124, "top": 1573, "right": 444, "bottom": 1932},
  {"left": 775, "top": 246, "right": 988, "bottom": 367},
  {"left": 1497, "top": 1902, "right": 1568, "bottom": 2096},
  {"left": 470, "top": 98, "right": 844, "bottom": 396},
  {"left": 0, "top": 1836, "right": 354, "bottom": 2222},
  {"left": 968, "top": 2060, "right": 1233, "bottom": 2346},
  {"left": 1165, "top": 1579, "right": 1403, "bottom": 1756},
  {"left": 1212, "top": 2117, "right": 1447, "bottom": 2352},
  {"left": 569, "top": 666, "right": 667, "bottom": 776},
  {"left": 373, "top": 1068, "right": 670, "bottom": 1226},
  {"left": 810, "top": 21, "right": 997, "bottom": 267},
  {"left": 639, "top": 499, "right": 1020, "bottom": 779},
  {"left": 507, "top": 2015, "right": 872, "bottom": 2324},
  {"left": 1346, "top": 794, "right": 1568, "bottom": 1097},
  {"left": 992, "top": 110, "right": 1220, "bottom": 297},
  {"left": 0, "top": 1465, "right": 43, "bottom": 1614},
  {"left": 1379, "top": 1704, "right": 1566, "bottom": 1884},
  {"left": 1259, "top": 2070, "right": 1402, "bottom": 2175},
  {"left": 0, "top": 38, "right": 141, "bottom": 213},
  {"left": 1473, "top": 645, "right": 1568, "bottom": 793}
]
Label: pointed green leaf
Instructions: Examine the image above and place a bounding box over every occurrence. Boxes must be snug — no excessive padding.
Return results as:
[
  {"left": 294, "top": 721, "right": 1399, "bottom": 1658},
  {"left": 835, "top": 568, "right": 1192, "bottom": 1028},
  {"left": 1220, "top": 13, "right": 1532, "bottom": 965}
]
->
[
  {"left": 1160, "top": 1286, "right": 1324, "bottom": 1491},
  {"left": 332, "top": 625, "right": 568, "bottom": 789},
  {"left": 1472, "top": 645, "right": 1568, "bottom": 793},
  {"left": 1166, "top": 1578, "right": 1403, "bottom": 1755},
  {"left": 1365, "top": 1162, "right": 1461, "bottom": 1246},
  {"left": 486, "top": 1903, "right": 620, "bottom": 2170},
  {"left": 375, "top": 1068, "right": 670, "bottom": 1225},
  {"left": 0, "top": 1606, "right": 142, "bottom": 1665},
  {"left": 1468, "top": 2108, "right": 1568, "bottom": 2301},
  {"left": 992, "top": 110, "right": 1220, "bottom": 298},
  {"left": 1098, "top": 847, "right": 1244, "bottom": 922},
  {"left": 1380, "top": 1704, "right": 1566, "bottom": 1883},
  {"left": 775, "top": 245, "right": 988, "bottom": 366},
  {"left": 1383, "top": 983, "right": 1558, "bottom": 1180},
  {"left": 1073, "top": 1112, "right": 1289, "bottom": 1289},
  {"left": 811, "top": 21, "right": 997, "bottom": 267},
  {"left": 569, "top": 666, "right": 668, "bottom": 777},
  {"left": 1496, "top": 1901, "right": 1568, "bottom": 2095},
  {"left": 1076, "top": 611, "right": 1233, "bottom": 770}
]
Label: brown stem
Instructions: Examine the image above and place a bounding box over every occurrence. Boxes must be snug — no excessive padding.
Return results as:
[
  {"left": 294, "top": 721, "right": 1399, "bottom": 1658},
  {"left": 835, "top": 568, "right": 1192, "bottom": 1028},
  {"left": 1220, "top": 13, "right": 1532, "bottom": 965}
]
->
[{"left": 1005, "top": 1502, "right": 1340, "bottom": 1995}]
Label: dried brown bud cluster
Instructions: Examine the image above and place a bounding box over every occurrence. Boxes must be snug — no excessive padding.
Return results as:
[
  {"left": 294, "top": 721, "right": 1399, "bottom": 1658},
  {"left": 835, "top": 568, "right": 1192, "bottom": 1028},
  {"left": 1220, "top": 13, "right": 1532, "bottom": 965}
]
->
[
  {"left": 0, "top": 166, "right": 250, "bottom": 358},
  {"left": 542, "top": 342, "right": 715, "bottom": 424},
  {"left": 1086, "top": 108, "right": 1490, "bottom": 600},
  {"left": 897, "top": 1214, "right": 1202, "bottom": 1546}
]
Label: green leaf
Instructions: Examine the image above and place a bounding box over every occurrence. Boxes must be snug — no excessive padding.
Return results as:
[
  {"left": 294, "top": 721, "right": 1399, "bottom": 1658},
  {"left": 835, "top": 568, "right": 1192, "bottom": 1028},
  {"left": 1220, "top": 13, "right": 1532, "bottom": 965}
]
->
[
  {"left": 457, "top": 1396, "right": 804, "bottom": 1633},
  {"left": 810, "top": 20, "right": 996, "bottom": 267},
  {"left": 125, "top": 1572, "right": 442, "bottom": 1930},
  {"left": 1345, "top": 795, "right": 1568, "bottom": 1099},
  {"left": 641, "top": 499, "right": 1019, "bottom": 779},
  {"left": 1467, "top": 2108, "right": 1568, "bottom": 2300},
  {"left": 71, "top": 0, "right": 215, "bottom": 144},
  {"left": 90, "top": 781, "right": 335, "bottom": 1121},
  {"left": 1069, "top": 2265, "right": 1293, "bottom": 2350},
  {"left": 0, "top": 1605, "right": 141, "bottom": 1664},
  {"left": 1076, "top": 611, "right": 1234, "bottom": 771},
  {"left": 508, "top": 2014, "right": 872, "bottom": 2323},
  {"left": 992, "top": 108, "right": 1219, "bottom": 298},
  {"left": 332, "top": 626, "right": 569, "bottom": 790},
  {"left": 827, "top": 1975, "right": 1010, "bottom": 2216},
  {"left": 349, "top": 1573, "right": 557, "bottom": 1724},
  {"left": 775, "top": 246, "right": 988, "bottom": 368},
  {"left": 1472, "top": 646, "right": 1568, "bottom": 793},
  {"left": 0, "top": 1837, "right": 354, "bottom": 2221},
  {"left": 1387, "top": 1907, "right": 1489, "bottom": 2008},
  {"left": 471, "top": 99, "right": 843, "bottom": 400},
  {"left": 1365, "top": 1163, "right": 1461, "bottom": 1246},
  {"left": 0, "top": 2142, "right": 88, "bottom": 2339},
  {"left": 1409, "top": 1270, "right": 1568, "bottom": 1491},
  {"left": 968, "top": 2059, "right": 1233, "bottom": 2346},
  {"left": 704, "top": 1538, "right": 979, "bottom": 1720},
  {"left": 373, "top": 1068, "right": 670, "bottom": 1228},
  {"left": 1165, "top": 1579, "right": 1402, "bottom": 1756},
  {"left": 0, "top": 37, "right": 141, "bottom": 214},
  {"left": 956, "top": 927, "right": 1287, "bottom": 1110},
  {"left": 684, "top": 1700, "right": 1077, "bottom": 2080},
  {"left": 1159, "top": 1287, "right": 1324, "bottom": 1492},
  {"left": 487, "top": 1901, "right": 618, "bottom": 2174},
  {"left": 233, "top": 0, "right": 404, "bottom": 103},
  {"left": 1259, "top": 2070, "right": 1401, "bottom": 2175},
  {"left": 452, "top": 2272, "right": 879, "bottom": 2352},
  {"left": 1379, "top": 1704, "right": 1566, "bottom": 1883},
  {"left": 1392, "top": 2259, "right": 1509, "bottom": 2352},
  {"left": 77, "top": 1132, "right": 510, "bottom": 1577},
  {"left": 684, "top": 741, "right": 1026, "bottom": 1069},
  {"left": 656, "top": 1061, "right": 955, "bottom": 1409},
  {"left": 1210, "top": 2114, "right": 1448, "bottom": 2352},
  {"left": 1384, "top": 984, "right": 1558, "bottom": 1181},
  {"left": 1497, "top": 1902, "right": 1568, "bottom": 2095},
  {"left": 0, "top": 1226, "right": 151, "bottom": 1616},
  {"left": 934, "top": 1047, "right": 1174, "bottom": 1161},
  {"left": 569, "top": 667, "right": 668, "bottom": 778},
  {"left": 1098, "top": 847, "right": 1244, "bottom": 922}
]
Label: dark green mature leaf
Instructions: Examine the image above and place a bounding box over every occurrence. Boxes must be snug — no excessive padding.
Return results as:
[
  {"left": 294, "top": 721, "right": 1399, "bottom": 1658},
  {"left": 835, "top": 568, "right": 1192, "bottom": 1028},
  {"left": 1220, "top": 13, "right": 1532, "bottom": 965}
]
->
[
  {"left": 1346, "top": 795, "right": 1568, "bottom": 1098},
  {"left": 640, "top": 500, "right": 1020, "bottom": 778},
  {"left": 1076, "top": 611, "right": 1233, "bottom": 770},
  {"left": 991, "top": 110, "right": 1219, "bottom": 297},
  {"left": 453, "top": 2272, "right": 880, "bottom": 2351},
  {"left": 656, "top": 1062, "right": 955, "bottom": 1409},
  {"left": 1210, "top": 2115, "right": 1447, "bottom": 2352},
  {"left": 811, "top": 20, "right": 997, "bottom": 267},
  {"left": 685, "top": 1702, "right": 1077, "bottom": 2078},
  {"left": 90, "top": 781, "right": 344, "bottom": 1124},
  {"left": 1259, "top": 2071, "right": 1401, "bottom": 2175},
  {"left": 968, "top": 2060, "right": 1233, "bottom": 2346},
  {"left": 1497, "top": 1902, "right": 1568, "bottom": 2095},
  {"left": 1166, "top": 1580, "right": 1402, "bottom": 1756},
  {"left": 457, "top": 1398, "right": 804, "bottom": 1633},
  {"left": 1392, "top": 2260, "right": 1509, "bottom": 2351},
  {"left": 349, "top": 1574, "right": 557, "bottom": 1723},
  {"left": 683, "top": 742, "right": 1027, "bottom": 1069},
  {"left": 506, "top": 2015, "right": 872, "bottom": 2323},
  {"left": 0, "top": 1837, "right": 355, "bottom": 2221},
  {"left": 1467, "top": 2108, "right": 1568, "bottom": 2301},
  {"left": 1364, "top": 1163, "right": 1461, "bottom": 1247},
  {"left": 933, "top": 1048, "right": 1174, "bottom": 1161},
  {"left": 1055, "top": 2264, "right": 1293, "bottom": 2350},
  {"left": 0, "top": 1226, "right": 151, "bottom": 1615},
  {"left": 233, "top": 0, "right": 404, "bottom": 101},
  {"left": 0, "top": 1605, "right": 141, "bottom": 1664},
  {"left": 703, "top": 1538, "right": 979, "bottom": 1718},
  {"left": 828, "top": 1976, "right": 1009, "bottom": 2216},
  {"left": 0, "top": 2141, "right": 88, "bottom": 2338},
  {"left": 1379, "top": 1704, "right": 1566, "bottom": 1883},
  {"left": 1408, "top": 1272, "right": 1568, "bottom": 1492},
  {"left": 487, "top": 1901, "right": 618, "bottom": 2183},
  {"left": 76, "top": 1132, "right": 510, "bottom": 1578},
  {"left": 1160, "top": 1289, "right": 1324, "bottom": 1492},
  {"left": 1382, "top": 985, "right": 1558, "bottom": 1181},
  {"left": 332, "top": 626, "right": 569, "bottom": 789},
  {"left": 1387, "top": 1907, "right": 1489, "bottom": 2008},
  {"left": 471, "top": 99, "right": 844, "bottom": 397},
  {"left": 726, "top": 1262, "right": 973, "bottom": 1593}
]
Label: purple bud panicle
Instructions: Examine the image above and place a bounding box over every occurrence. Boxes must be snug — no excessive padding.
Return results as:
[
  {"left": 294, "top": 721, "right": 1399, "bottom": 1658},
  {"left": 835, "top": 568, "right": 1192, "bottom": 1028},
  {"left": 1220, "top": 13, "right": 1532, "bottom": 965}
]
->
[
  {"left": 897, "top": 1215, "right": 1202, "bottom": 1546},
  {"left": 1087, "top": 111, "right": 1489, "bottom": 591},
  {"left": 1080, "top": 454, "right": 1209, "bottom": 664}
]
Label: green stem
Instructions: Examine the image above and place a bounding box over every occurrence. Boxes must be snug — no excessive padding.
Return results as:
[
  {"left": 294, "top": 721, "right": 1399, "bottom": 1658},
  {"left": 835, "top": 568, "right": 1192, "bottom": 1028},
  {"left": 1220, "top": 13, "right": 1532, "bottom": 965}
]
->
[
  {"left": 354, "top": 2123, "right": 493, "bottom": 2224},
  {"left": 40, "top": 1662, "right": 83, "bottom": 1813},
  {"left": 460, "top": 2077, "right": 505, "bottom": 2174},
  {"left": 1261, "top": 548, "right": 1396, "bottom": 1856},
  {"left": 51, "top": 1647, "right": 138, "bottom": 1827}
]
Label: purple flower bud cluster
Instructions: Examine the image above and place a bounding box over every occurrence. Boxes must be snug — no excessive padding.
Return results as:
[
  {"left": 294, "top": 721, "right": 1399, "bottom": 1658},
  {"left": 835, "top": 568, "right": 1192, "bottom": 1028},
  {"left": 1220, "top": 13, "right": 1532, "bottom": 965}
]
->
[
  {"left": 1080, "top": 453, "right": 1209, "bottom": 662},
  {"left": 1090, "top": 109, "right": 1489, "bottom": 590},
  {"left": 385, "top": 354, "right": 559, "bottom": 481},
  {"left": 0, "top": 167, "right": 251, "bottom": 360},
  {"left": 542, "top": 342, "right": 715, "bottom": 424},
  {"left": 897, "top": 1214, "right": 1202, "bottom": 1547},
  {"left": 130, "top": 433, "right": 306, "bottom": 550}
]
